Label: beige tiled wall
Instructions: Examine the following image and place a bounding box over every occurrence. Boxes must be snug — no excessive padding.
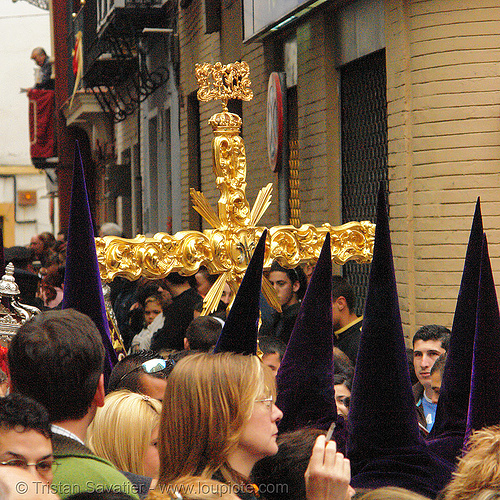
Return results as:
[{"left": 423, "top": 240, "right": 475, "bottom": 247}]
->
[{"left": 386, "top": 0, "right": 500, "bottom": 339}]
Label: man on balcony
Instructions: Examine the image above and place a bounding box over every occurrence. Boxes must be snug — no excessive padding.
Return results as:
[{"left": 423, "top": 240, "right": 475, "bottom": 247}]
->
[{"left": 30, "top": 47, "right": 54, "bottom": 90}]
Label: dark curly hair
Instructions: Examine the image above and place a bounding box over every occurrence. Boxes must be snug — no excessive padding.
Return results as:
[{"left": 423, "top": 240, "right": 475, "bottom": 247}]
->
[{"left": 0, "top": 393, "right": 51, "bottom": 439}]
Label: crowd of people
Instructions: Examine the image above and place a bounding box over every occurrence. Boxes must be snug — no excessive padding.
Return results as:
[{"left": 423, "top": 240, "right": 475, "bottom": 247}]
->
[
  {"left": 1, "top": 194, "right": 500, "bottom": 500},
  {"left": 4, "top": 230, "right": 67, "bottom": 311}
]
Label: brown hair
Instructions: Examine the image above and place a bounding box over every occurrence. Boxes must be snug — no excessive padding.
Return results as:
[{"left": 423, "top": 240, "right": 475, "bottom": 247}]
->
[
  {"left": 251, "top": 428, "right": 325, "bottom": 500},
  {"left": 8, "top": 309, "right": 105, "bottom": 422},
  {"left": 148, "top": 478, "right": 239, "bottom": 500},
  {"left": 158, "top": 352, "right": 275, "bottom": 485}
]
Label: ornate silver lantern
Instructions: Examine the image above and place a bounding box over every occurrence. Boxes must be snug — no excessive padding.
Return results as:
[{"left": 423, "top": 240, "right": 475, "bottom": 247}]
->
[{"left": 0, "top": 263, "right": 40, "bottom": 346}]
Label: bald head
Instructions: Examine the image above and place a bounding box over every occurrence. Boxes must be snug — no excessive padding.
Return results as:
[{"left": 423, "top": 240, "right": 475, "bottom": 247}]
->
[{"left": 31, "top": 48, "right": 47, "bottom": 67}]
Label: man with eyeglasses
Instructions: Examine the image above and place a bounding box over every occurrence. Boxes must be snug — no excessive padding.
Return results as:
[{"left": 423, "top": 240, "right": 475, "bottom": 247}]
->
[
  {"left": 8, "top": 309, "right": 139, "bottom": 499},
  {"left": 0, "top": 393, "right": 56, "bottom": 486},
  {"left": 0, "top": 467, "right": 60, "bottom": 500}
]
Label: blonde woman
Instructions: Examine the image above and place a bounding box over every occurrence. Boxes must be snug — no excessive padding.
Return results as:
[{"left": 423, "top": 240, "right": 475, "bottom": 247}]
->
[
  {"left": 87, "top": 390, "right": 161, "bottom": 481},
  {"left": 442, "top": 425, "right": 500, "bottom": 500}
]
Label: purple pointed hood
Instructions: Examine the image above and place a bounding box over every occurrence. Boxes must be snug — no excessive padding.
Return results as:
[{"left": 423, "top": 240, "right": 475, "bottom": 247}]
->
[
  {"left": 347, "top": 186, "right": 453, "bottom": 498},
  {"left": 275, "top": 234, "right": 344, "bottom": 448},
  {"left": 464, "top": 234, "right": 500, "bottom": 445},
  {"left": 427, "top": 199, "right": 483, "bottom": 463},
  {"left": 62, "top": 142, "right": 117, "bottom": 381}
]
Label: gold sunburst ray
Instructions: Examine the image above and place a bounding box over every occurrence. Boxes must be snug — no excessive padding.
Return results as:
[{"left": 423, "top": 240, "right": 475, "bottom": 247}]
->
[
  {"left": 201, "top": 271, "right": 230, "bottom": 315},
  {"left": 261, "top": 275, "right": 282, "bottom": 313},
  {"left": 250, "top": 183, "right": 273, "bottom": 226},
  {"left": 190, "top": 188, "right": 222, "bottom": 229}
]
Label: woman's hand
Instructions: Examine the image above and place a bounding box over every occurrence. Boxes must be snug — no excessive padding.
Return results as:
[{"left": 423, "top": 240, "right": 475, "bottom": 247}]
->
[{"left": 305, "top": 435, "right": 354, "bottom": 500}]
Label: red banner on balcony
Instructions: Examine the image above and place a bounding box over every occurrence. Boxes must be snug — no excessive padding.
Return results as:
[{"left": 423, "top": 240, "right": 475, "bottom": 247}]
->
[{"left": 28, "top": 89, "right": 55, "bottom": 160}]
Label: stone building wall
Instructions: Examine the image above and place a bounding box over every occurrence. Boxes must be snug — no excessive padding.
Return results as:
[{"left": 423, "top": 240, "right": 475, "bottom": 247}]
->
[{"left": 175, "top": 0, "right": 500, "bottom": 341}]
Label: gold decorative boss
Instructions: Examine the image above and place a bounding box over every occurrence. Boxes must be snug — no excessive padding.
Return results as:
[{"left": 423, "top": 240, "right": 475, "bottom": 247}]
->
[{"left": 96, "top": 61, "right": 375, "bottom": 315}]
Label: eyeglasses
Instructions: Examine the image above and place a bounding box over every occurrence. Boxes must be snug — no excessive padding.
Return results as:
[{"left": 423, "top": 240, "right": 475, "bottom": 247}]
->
[
  {"left": 0, "top": 458, "right": 58, "bottom": 478},
  {"left": 255, "top": 396, "right": 274, "bottom": 409},
  {"left": 118, "top": 358, "right": 172, "bottom": 385}
]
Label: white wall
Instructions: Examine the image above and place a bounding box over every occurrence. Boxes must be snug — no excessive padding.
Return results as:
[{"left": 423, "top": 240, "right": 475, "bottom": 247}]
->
[
  {"left": 0, "top": 171, "right": 53, "bottom": 246},
  {"left": 0, "top": 0, "right": 51, "bottom": 166},
  {"left": 0, "top": 0, "right": 54, "bottom": 246}
]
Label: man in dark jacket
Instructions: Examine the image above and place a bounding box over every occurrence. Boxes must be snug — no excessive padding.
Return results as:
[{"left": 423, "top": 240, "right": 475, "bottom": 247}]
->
[
  {"left": 8, "top": 309, "right": 139, "bottom": 499},
  {"left": 150, "top": 272, "right": 202, "bottom": 352},
  {"left": 259, "top": 262, "right": 306, "bottom": 344},
  {"left": 31, "top": 47, "right": 54, "bottom": 90},
  {"left": 331, "top": 275, "right": 363, "bottom": 366}
]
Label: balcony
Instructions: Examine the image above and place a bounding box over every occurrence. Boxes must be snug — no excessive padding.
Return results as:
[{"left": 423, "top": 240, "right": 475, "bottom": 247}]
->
[
  {"left": 97, "top": 0, "right": 170, "bottom": 35},
  {"left": 72, "top": 0, "right": 173, "bottom": 122}
]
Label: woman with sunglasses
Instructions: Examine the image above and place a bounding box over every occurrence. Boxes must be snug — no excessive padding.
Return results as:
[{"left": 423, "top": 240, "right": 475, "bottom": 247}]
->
[{"left": 107, "top": 352, "right": 181, "bottom": 402}]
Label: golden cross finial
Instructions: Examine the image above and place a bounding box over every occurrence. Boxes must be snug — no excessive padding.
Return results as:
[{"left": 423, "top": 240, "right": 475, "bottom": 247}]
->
[
  {"left": 195, "top": 61, "right": 253, "bottom": 112},
  {"left": 96, "top": 62, "right": 375, "bottom": 316}
]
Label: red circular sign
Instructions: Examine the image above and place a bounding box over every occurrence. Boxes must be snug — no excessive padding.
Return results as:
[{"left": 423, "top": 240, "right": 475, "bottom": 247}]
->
[{"left": 267, "top": 73, "right": 284, "bottom": 172}]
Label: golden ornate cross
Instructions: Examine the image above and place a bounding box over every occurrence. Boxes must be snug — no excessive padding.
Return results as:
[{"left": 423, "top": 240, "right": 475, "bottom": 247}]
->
[{"left": 96, "top": 61, "right": 375, "bottom": 315}]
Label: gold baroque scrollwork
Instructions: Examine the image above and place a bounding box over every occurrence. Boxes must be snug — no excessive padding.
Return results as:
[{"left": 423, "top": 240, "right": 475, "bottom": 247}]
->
[
  {"left": 174, "top": 232, "right": 212, "bottom": 274},
  {"left": 209, "top": 230, "right": 233, "bottom": 271},
  {"left": 326, "top": 221, "right": 375, "bottom": 264},
  {"left": 267, "top": 222, "right": 374, "bottom": 269},
  {"left": 196, "top": 61, "right": 253, "bottom": 110},
  {"left": 268, "top": 228, "right": 302, "bottom": 268},
  {"left": 96, "top": 61, "right": 376, "bottom": 317}
]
